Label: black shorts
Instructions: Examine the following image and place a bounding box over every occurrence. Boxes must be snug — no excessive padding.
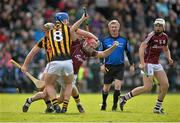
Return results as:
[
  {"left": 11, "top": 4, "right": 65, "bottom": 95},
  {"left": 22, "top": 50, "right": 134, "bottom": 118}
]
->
[{"left": 104, "top": 64, "right": 124, "bottom": 84}]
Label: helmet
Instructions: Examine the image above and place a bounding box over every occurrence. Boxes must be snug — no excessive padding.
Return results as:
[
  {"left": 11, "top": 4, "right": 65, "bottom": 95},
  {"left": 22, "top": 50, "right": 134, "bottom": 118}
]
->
[
  {"left": 82, "top": 38, "right": 98, "bottom": 53},
  {"left": 54, "top": 12, "right": 69, "bottom": 22},
  {"left": 83, "top": 38, "right": 98, "bottom": 49},
  {"left": 154, "top": 18, "right": 165, "bottom": 30},
  {"left": 43, "top": 22, "right": 54, "bottom": 31}
]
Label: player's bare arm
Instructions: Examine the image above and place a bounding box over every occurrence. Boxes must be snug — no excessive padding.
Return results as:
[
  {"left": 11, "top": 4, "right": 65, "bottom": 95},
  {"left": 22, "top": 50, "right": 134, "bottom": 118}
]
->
[
  {"left": 70, "top": 13, "right": 89, "bottom": 41},
  {"left": 139, "top": 42, "right": 147, "bottom": 69},
  {"left": 76, "top": 29, "right": 98, "bottom": 41},
  {"left": 21, "top": 22, "right": 53, "bottom": 73},
  {"left": 163, "top": 45, "right": 173, "bottom": 64},
  {"left": 96, "top": 41, "right": 119, "bottom": 58},
  {"left": 21, "top": 45, "right": 40, "bottom": 73}
]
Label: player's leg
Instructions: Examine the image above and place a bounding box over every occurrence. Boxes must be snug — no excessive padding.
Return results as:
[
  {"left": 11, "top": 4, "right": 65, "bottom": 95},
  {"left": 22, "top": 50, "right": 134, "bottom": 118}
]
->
[
  {"left": 42, "top": 63, "right": 61, "bottom": 113},
  {"left": 59, "top": 84, "right": 85, "bottom": 113},
  {"left": 56, "top": 76, "right": 65, "bottom": 104},
  {"left": 120, "top": 64, "right": 154, "bottom": 111},
  {"left": 112, "top": 79, "right": 123, "bottom": 111},
  {"left": 44, "top": 98, "right": 54, "bottom": 113},
  {"left": 45, "top": 61, "right": 73, "bottom": 113},
  {"left": 42, "top": 88, "right": 54, "bottom": 113},
  {"left": 131, "top": 75, "right": 154, "bottom": 95},
  {"left": 44, "top": 73, "right": 61, "bottom": 113},
  {"left": 22, "top": 72, "right": 45, "bottom": 112},
  {"left": 57, "top": 76, "right": 84, "bottom": 113},
  {"left": 72, "top": 84, "right": 85, "bottom": 113},
  {"left": 120, "top": 75, "right": 153, "bottom": 111},
  {"left": 72, "top": 85, "right": 79, "bottom": 103},
  {"left": 61, "top": 74, "right": 73, "bottom": 113},
  {"left": 40, "top": 73, "right": 54, "bottom": 113},
  {"left": 71, "top": 74, "right": 84, "bottom": 113},
  {"left": 36, "top": 74, "right": 54, "bottom": 113},
  {"left": 57, "top": 80, "right": 65, "bottom": 105},
  {"left": 153, "top": 68, "right": 169, "bottom": 114},
  {"left": 61, "top": 60, "right": 74, "bottom": 113},
  {"left": 22, "top": 91, "right": 46, "bottom": 112}
]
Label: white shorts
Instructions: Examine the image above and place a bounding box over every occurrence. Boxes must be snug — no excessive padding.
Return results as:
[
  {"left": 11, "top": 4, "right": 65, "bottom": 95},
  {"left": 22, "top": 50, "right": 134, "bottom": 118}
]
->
[
  {"left": 44, "top": 60, "right": 74, "bottom": 76},
  {"left": 57, "top": 74, "right": 77, "bottom": 88},
  {"left": 146, "top": 63, "right": 164, "bottom": 76}
]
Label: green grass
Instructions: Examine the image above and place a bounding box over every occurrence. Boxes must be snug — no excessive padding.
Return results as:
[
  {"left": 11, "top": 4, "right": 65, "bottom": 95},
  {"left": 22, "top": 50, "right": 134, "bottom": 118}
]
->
[{"left": 0, "top": 93, "right": 180, "bottom": 122}]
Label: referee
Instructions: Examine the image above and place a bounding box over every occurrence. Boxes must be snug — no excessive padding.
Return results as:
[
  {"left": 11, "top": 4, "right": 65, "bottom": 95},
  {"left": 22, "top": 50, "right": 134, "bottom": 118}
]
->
[{"left": 99, "top": 20, "right": 134, "bottom": 111}]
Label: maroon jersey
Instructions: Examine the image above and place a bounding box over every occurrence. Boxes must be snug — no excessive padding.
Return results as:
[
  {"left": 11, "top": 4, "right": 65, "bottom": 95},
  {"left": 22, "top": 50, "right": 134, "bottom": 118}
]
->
[
  {"left": 72, "top": 40, "right": 98, "bottom": 74},
  {"left": 144, "top": 31, "right": 168, "bottom": 64}
]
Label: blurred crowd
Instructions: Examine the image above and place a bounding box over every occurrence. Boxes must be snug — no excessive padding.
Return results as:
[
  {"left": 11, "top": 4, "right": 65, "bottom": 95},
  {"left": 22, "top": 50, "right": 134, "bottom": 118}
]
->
[{"left": 0, "top": 0, "right": 180, "bottom": 93}]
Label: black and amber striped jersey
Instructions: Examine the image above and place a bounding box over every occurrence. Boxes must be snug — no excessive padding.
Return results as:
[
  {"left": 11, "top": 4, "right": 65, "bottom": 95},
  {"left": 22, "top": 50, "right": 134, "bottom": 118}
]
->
[{"left": 37, "top": 22, "right": 72, "bottom": 62}]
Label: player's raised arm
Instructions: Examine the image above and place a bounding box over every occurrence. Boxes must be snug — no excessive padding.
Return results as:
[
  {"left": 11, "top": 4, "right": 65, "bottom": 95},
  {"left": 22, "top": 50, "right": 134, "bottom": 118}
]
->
[
  {"left": 70, "top": 13, "right": 88, "bottom": 35},
  {"left": 70, "top": 13, "right": 89, "bottom": 42},
  {"left": 96, "top": 41, "right": 119, "bottom": 58},
  {"left": 21, "top": 23, "right": 54, "bottom": 73},
  {"left": 76, "top": 29, "right": 98, "bottom": 41}
]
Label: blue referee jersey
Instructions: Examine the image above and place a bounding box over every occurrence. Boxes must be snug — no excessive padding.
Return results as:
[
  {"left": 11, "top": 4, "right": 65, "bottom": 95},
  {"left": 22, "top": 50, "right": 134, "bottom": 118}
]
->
[{"left": 99, "top": 35, "right": 133, "bottom": 65}]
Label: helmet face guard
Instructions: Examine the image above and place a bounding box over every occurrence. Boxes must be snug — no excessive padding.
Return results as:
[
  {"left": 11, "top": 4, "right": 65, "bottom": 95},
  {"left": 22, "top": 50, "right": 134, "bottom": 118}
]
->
[
  {"left": 54, "top": 12, "right": 69, "bottom": 22},
  {"left": 154, "top": 18, "right": 165, "bottom": 31},
  {"left": 43, "top": 23, "right": 55, "bottom": 31},
  {"left": 82, "top": 38, "right": 98, "bottom": 53}
]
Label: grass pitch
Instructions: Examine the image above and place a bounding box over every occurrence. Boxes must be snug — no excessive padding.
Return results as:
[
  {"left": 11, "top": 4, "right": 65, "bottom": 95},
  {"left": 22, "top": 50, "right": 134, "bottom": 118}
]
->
[{"left": 0, "top": 93, "right": 180, "bottom": 122}]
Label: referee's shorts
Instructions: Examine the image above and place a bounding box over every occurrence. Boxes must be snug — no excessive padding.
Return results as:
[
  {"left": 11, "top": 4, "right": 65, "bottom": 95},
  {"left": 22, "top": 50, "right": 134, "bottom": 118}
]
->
[{"left": 104, "top": 64, "right": 124, "bottom": 84}]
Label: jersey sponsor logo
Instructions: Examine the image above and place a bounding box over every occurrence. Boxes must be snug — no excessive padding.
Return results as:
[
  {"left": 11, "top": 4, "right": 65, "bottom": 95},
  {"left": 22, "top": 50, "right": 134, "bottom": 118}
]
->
[
  {"left": 74, "top": 54, "right": 84, "bottom": 62},
  {"left": 159, "top": 40, "right": 166, "bottom": 45},
  {"left": 154, "top": 39, "right": 166, "bottom": 45}
]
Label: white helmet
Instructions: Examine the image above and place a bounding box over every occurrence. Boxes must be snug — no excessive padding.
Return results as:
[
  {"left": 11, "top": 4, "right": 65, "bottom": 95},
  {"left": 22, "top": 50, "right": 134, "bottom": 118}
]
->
[
  {"left": 43, "top": 22, "right": 55, "bottom": 31},
  {"left": 154, "top": 18, "right": 165, "bottom": 30}
]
